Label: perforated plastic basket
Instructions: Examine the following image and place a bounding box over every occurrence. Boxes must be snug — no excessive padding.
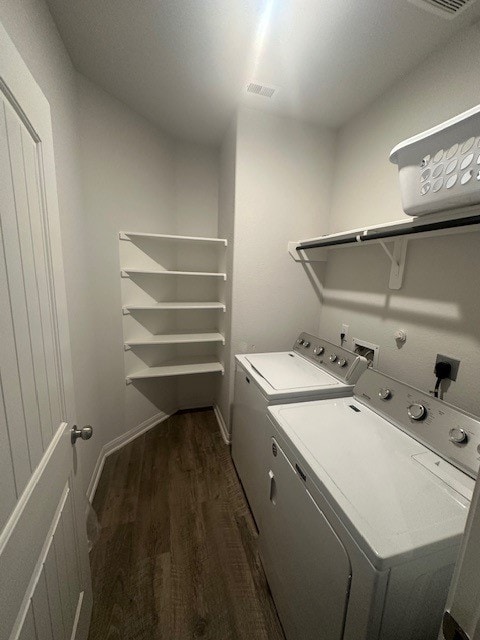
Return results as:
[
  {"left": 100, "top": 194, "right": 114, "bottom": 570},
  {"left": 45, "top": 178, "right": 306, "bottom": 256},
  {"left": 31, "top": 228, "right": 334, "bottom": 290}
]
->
[{"left": 390, "top": 105, "right": 480, "bottom": 216}]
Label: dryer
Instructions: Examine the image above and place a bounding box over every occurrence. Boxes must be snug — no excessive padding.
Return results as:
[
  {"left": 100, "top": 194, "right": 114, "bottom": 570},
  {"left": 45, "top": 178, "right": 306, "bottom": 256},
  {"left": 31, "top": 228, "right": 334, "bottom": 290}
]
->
[
  {"left": 261, "top": 369, "right": 480, "bottom": 640},
  {"left": 231, "top": 332, "right": 368, "bottom": 529}
]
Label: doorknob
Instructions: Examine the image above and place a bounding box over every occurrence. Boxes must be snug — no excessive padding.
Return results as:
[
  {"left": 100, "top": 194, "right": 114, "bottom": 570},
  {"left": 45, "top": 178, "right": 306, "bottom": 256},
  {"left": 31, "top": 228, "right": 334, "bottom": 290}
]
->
[{"left": 71, "top": 425, "right": 93, "bottom": 444}]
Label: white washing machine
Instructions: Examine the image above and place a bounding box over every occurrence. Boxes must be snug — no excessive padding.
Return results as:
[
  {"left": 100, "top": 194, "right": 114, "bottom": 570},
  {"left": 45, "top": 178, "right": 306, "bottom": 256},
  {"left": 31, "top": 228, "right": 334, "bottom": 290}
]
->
[
  {"left": 231, "top": 332, "right": 368, "bottom": 529},
  {"left": 261, "top": 369, "right": 480, "bottom": 640}
]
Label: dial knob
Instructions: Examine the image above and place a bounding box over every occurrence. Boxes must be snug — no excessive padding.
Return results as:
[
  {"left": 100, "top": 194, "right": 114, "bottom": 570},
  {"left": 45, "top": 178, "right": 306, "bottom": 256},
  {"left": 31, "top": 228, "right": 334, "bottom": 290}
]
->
[
  {"left": 297, "top": 338, "right": 304, "bottom": 345},
  {"left": 329, "top": 354, "right": 337, "bottom": 363},
  {"left": 337, "top": 358, "right": 347, "bottom": 367},
  {"left": 379, "top": 388, "right": 392, "bottom": 400},
  {"left": 313, "top": 346, "right": 324, "bottom": 355},
  {"left": 408, "top": 404, "right": 427, "bottom": 421},
  {"left": 449, "top": 428, "right": 468, "bottom": 444},
  {"left": 303, "top": 341, "right": 310, "bottom": 348}
]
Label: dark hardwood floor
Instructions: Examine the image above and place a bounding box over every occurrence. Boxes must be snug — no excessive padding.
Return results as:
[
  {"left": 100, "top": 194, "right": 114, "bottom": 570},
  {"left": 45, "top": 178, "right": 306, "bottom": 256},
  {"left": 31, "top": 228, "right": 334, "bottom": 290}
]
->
[{"left": 88, "top": 408, "right": 285, "bottom": 640}]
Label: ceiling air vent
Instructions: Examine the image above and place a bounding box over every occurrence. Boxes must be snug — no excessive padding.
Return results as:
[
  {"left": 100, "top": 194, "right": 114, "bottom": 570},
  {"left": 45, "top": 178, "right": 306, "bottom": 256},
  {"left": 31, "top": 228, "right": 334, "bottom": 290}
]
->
[
  {"left": 408, "top": 0, "right": 475, "bottom": 18},
  {"left": 246, "top": 82, "right": 276, "bottom": 98}
]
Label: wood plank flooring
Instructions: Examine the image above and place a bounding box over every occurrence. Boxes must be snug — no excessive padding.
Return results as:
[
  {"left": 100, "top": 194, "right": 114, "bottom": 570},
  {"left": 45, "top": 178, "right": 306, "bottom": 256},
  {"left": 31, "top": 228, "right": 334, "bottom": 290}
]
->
[{"left": 88, "top": 409, "right": 285, "bottom": 640}]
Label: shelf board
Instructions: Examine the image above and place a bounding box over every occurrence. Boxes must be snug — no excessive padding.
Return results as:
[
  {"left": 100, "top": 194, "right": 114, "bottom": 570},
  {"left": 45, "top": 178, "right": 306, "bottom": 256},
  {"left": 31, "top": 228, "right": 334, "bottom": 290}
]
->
[
  {"left": 126, "top": 357, "right": 224, "bottom": 383},
  {"left": 123, "top": 301, "right": 226, "bottom": 313},
  {"left": 120, "top": 231, "right": 227, "bottom": 246},
  {"left": 124, "top": 332, "right": 225, "bottom": 348},
  {"left": 121, "top": 268, "right": 226, "bottom": 280}
]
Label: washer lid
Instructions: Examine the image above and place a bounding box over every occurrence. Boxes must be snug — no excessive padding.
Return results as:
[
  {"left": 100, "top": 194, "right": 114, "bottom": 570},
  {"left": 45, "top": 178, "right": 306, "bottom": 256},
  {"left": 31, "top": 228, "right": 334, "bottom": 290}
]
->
[
  {"left": 268, "top": 399, "right": 474, "bottom": 569},
  {"left": 245, "top": 352, "right": 341, "bottom": 390}
]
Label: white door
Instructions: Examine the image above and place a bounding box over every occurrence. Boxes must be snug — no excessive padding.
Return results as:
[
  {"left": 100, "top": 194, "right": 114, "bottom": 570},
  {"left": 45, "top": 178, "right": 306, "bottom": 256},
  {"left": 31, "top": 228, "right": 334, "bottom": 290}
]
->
[{"left": 0, "top": 23, "right": 93, "bottom": 640}]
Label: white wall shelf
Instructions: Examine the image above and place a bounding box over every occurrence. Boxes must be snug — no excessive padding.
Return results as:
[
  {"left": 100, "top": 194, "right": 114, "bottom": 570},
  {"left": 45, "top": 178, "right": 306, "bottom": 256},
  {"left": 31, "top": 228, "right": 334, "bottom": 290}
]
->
[
  {"left": 120, "top": 231, "right": 227, "bottom": 246},
  {"left": 126, "top": 357, "right": 224, "bottom": 383},
  {"left": 121, "top": 268, "right": 227, "bottom": 280},
  {"left": 121, "top": 230, "right": 227, "bottom": 386},
  {"left": 124, "top": 332, "right": 225, "bottom": 350},
  {"left": 122, "top": 301, "right": 226, "bottom": 314},
  {"left": 289, "top": 209, "right": 480, "bottom": 290}
]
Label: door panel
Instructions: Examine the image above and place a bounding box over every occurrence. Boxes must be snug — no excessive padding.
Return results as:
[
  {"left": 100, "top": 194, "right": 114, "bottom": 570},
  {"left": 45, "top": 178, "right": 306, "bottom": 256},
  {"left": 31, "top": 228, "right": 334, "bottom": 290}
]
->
[
  {"left": 259, "top": 437, "right": 352, "bottom": 640},
  {"left": 0, "top": 22, "right": 92, "bottom": 640}
]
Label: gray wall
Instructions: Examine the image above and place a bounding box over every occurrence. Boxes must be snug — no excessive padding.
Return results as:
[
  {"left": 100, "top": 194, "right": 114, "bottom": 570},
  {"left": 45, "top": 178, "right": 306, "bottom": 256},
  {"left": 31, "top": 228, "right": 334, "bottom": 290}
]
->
[{"left": 319, "top": 23, "right": 480, "bottom": 415}]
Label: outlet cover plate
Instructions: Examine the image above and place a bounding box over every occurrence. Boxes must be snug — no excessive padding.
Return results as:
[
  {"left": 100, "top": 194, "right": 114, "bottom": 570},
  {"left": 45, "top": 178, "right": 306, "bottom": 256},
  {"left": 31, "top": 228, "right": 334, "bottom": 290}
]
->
[{"left": 435, "top": 354, "right": 460, "bottom": 381}]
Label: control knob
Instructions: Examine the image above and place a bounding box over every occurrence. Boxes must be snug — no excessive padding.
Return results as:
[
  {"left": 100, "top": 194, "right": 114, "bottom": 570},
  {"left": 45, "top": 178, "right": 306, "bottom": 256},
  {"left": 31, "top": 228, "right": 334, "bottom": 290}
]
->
[
  {"left": 408, "top": 404, "right": 427, "bottom": 421},
  {"left": 313, "top": 346, "right": 324, "bottom": 355},
  {"left": 379, "top": 388, "right": 392, "bottom": 400},
  {"left": 303, "top": 341, "right": 310, "bottom": 348},
  {"left": 329, "top": 354, "right": 337, "bottom": 363},
  {"left": 337, "top": 358, "right": 347, "bottom": 367},
  {"left": 297, "top": 339, "right": 304, "bottom": 345},
  {"left": 449, "top": 428, "right": 468, "bottom": 445}
]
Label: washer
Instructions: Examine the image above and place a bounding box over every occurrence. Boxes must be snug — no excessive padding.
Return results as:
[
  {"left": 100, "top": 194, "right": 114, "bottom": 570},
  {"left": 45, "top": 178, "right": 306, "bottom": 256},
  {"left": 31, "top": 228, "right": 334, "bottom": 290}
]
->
[
  {"left": 231, "top": 332, "right": 368, "bottom": 528},
  {"left": 262, "top": 369, "right": 480, "bottom": 640}
]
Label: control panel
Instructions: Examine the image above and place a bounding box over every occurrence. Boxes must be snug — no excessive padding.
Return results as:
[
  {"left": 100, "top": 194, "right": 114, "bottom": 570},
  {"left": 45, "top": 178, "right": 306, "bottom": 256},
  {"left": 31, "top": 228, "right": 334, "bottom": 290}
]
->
[
  {"left": 354, "top": 369, "right": 480, "bottom": 478},
  {"left": 293, "top": 332, "right": 368, "bottom": 384}
]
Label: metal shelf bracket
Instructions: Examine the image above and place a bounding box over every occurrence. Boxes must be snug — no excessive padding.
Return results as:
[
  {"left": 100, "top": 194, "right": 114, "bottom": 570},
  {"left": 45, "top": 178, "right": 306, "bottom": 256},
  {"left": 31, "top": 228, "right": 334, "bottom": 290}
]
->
[
  {"left": 288, "top": 241, "right": 328, "bottom": 262},
  {"left": 382, "top": 238, "right": 408, "bottom": 290}
]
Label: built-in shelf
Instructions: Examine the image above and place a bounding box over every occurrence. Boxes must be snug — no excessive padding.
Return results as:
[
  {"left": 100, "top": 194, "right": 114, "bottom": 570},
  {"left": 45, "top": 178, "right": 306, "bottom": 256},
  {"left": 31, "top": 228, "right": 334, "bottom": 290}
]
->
[
  {"left": 289, "top": 209, "right": 480, "bottom": 290},
  {"left": 121, "top": 230, "right": 227, "bottom": 386},
  {"left": 120, "top": 231, "right": 227, "bottom": 246},
  {"left": 124, "top": 332, "right": 225, "bottom": 349},
  {"left": 121, "top": 268, "right": 227, "bottom": 280},
  {"left": 122, "top": 301, "right": 226, "bottom": 314},
  {"left": 126, "top": 357, "right": 224, "bottom": 383}
]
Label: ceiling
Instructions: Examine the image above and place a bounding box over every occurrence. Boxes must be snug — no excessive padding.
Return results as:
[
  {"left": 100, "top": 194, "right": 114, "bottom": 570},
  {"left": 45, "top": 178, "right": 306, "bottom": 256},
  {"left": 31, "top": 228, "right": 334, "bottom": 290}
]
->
[{"left": 46, "top": 0, "right": 480, "bottom": 145}]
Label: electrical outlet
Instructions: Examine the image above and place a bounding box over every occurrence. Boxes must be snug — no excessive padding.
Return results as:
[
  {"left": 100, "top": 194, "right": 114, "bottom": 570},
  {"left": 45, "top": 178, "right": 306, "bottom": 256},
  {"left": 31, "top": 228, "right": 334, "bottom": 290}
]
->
[{"left": 435, "top": 354, "right": 460, "bottom": 381}]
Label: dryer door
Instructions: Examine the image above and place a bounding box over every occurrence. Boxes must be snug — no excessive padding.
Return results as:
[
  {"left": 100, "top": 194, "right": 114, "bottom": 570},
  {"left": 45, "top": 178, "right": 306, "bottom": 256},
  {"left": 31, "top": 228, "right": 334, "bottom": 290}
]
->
[{"left": 260, "top": 437, "right": 352, "bottom": 640}]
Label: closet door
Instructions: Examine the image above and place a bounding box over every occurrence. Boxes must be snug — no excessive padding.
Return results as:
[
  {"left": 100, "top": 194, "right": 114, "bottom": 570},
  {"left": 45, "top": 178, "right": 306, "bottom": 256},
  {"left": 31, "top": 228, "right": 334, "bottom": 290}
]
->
[
  {"left": 0, "top": 23, "right": 92, "bottom": 640},
  {"left": 259, "top": 436, "right": 351, "bottom": 640}
]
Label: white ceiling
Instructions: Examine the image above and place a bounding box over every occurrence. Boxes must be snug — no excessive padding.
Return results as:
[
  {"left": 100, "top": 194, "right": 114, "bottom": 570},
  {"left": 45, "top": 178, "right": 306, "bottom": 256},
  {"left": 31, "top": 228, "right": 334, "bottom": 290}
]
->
[{"left": 46, "top": 0, "right": 480, "bottom": 144}]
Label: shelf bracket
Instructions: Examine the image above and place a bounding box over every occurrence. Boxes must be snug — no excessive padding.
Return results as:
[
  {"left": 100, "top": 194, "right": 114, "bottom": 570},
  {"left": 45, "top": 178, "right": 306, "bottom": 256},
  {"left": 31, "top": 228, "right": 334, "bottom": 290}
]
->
[
  {"left": 124, "top": 344, "right": 131, "bottom": 351},
  {"left": 288, "top": 241, "right": 328, "bottom": 263},
  {"left": 122, "top": 307, "right": 130, "bottom": 315},
  {"left": 120, "top": 270, "right": 130, "bottom": 278},
  {"left": 126, "top": 377, "right": 132, "bottom": 385},
  {"left": 379, "top": 238, "right": 408, "bottom": 290}
]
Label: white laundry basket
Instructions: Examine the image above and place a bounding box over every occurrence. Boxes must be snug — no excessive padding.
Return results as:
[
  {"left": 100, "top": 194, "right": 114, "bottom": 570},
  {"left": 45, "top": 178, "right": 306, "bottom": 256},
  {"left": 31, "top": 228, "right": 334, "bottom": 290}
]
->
[{"left": 390, "top": 104, "right": 480, "bottom": 216}]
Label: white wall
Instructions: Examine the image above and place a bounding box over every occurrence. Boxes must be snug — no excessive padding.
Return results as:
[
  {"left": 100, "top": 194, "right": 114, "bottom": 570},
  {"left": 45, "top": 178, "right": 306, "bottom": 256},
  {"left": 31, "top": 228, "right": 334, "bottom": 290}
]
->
[
  {"left": 215, "top": 118, "right": 237, "bottom": 430},
  {"left": 77, "top": 74, "right": 220, "bottom": 482},
  {"left": 319, "top": 23, "right": 480, "bottom": 415},
  {"left": 0, "top": 0, "right": 102, "bottom": 494},
  {"left": 219, "top": 107, "right": 334, "bottom": 432}
]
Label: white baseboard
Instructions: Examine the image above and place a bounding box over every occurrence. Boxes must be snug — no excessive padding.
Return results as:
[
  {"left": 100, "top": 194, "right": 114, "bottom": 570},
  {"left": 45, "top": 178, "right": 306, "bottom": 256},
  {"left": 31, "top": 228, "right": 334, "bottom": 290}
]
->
[
  {"left": 214, "top": 404, "right": 231, "bottom": 445},
  {"left": 86, "top": 410, "right": 171, "bottom": 503}
]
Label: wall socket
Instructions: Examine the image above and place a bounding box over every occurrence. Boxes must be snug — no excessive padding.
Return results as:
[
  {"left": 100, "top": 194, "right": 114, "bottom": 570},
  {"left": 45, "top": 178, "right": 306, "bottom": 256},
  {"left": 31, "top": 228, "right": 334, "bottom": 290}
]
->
[{"left": 435, "top": 354, "right": 460, "bottom": 381}]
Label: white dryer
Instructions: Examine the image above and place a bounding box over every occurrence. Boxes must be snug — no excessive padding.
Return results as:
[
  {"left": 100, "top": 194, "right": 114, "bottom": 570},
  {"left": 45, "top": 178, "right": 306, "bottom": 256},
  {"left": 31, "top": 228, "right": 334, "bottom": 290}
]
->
[
  {"left": 231, "top": 332, "right": 368, "bottom": 529},
  {"left": 262, "top": 369, "right": 480, "bottom": 640}
]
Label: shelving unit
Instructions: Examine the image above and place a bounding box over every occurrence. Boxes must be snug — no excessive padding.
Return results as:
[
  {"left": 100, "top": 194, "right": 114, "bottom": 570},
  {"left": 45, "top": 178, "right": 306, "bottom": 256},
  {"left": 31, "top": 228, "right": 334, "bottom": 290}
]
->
[
  {"left": 120, "top": 230, "right": 227, "bottom": 383},
  {"left": 123, "top": 301, "right": 226, "bottom": 313},
  {"left": 120, "top": 231, "right": 227, "bottom": 246},
  {"left": 124, "top": 332, "right": 225, "bottom": 349},
  {"left": 121, "top": 268, "right": 227, "bottom": 280},
  {"left": 289, "top": 209, "right": 480, "bottom": 290},
  {"left": 126, "top": 357, "right": 225, "bottom": 383}
]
